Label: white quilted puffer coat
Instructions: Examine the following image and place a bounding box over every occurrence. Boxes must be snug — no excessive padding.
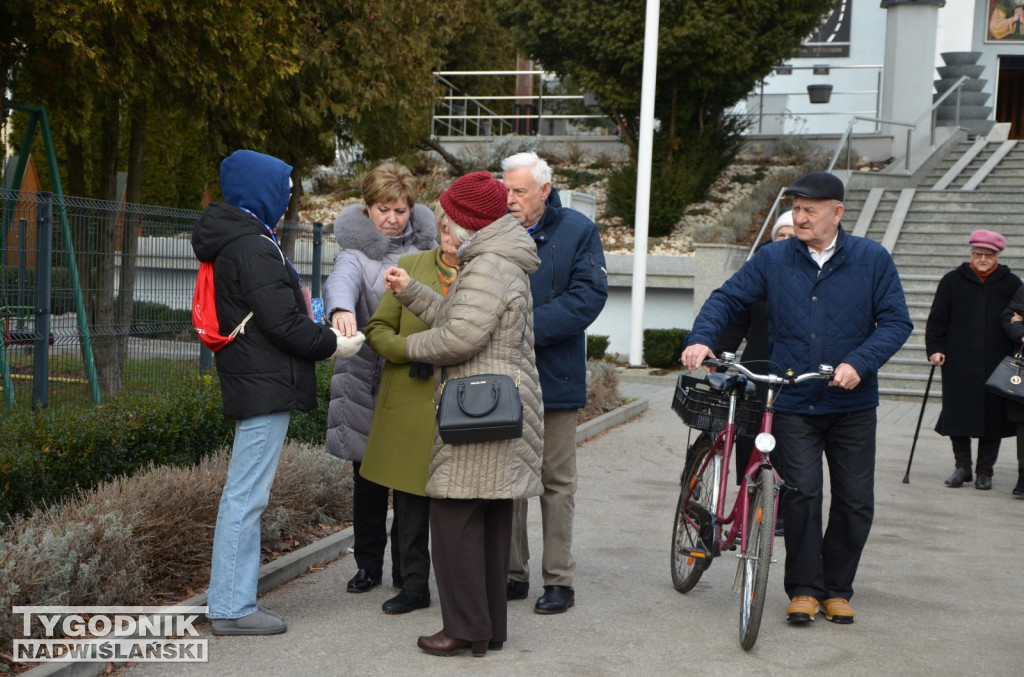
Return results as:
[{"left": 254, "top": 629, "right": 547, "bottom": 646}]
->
[{"left": 396, "top": 214, "right": 544, "bottom": 500}]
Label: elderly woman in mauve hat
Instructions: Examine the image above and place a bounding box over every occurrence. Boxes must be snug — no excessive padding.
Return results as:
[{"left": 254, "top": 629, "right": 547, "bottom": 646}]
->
[
  {"left": 383, "top": 171, "right": 543, "bottom": 658},
  {"left": 926, "top": 229, "right": 1022, "bottom": 490}
]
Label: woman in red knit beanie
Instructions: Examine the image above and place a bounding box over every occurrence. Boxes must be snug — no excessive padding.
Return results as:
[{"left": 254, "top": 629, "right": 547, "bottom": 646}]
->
[{"left": 382, "top": 170, "right": 545, "bottom": 657}]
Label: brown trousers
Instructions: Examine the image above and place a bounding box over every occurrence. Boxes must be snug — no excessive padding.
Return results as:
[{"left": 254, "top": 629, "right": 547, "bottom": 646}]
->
[{"left": 430, "top": 498, "right": 513, "bottom": 642}]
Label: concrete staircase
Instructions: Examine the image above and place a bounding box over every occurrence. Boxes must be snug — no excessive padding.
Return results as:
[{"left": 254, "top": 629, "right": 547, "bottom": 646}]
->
[{"left": 842, "top": 136, "right": 1024, "bottom": 399}]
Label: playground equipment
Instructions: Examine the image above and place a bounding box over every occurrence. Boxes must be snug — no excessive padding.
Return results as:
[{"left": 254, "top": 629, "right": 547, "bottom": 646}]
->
[{"left": 1, "top": 101, "right": 100, "bottom": 408}]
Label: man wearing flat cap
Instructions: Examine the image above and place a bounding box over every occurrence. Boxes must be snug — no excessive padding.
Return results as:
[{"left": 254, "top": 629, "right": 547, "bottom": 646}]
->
[
  {"left": 682, "top": 170, "right": 913, "bottom": 626},
  {"left": 926, "top": 229, "right": 1020, "bottom": 491}
]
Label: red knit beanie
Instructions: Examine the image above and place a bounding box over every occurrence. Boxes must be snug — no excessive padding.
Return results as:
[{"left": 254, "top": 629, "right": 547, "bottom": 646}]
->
[{"left": 439, "top": 171, "right": 508, "bottom": 231}]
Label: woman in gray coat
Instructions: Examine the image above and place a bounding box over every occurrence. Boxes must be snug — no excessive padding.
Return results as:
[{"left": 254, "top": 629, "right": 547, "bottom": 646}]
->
[
  {"left": 322, "top": 163, "right": 436, "bottom": 593},
  {"left": 384, "top": 171, "right": 543, "bottom": 658}
]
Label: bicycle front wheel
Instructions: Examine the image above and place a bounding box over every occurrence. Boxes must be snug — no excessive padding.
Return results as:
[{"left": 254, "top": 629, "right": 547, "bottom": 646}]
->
[
  {"left": 671, "top": 433, "right": 717, "bottom": 593},
  {"left": 738, "top": 467, "right": 777, "bottom": 650}
]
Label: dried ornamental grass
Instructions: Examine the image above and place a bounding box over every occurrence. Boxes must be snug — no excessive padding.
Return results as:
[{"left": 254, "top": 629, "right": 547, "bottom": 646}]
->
[{"left": 0, "top": 443, "right": 352, "bottom": 653}]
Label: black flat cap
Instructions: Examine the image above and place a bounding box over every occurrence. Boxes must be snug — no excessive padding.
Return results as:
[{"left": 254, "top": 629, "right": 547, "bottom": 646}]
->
[{"left": 783, "top": 171, "right": 845, "bottom": 202}]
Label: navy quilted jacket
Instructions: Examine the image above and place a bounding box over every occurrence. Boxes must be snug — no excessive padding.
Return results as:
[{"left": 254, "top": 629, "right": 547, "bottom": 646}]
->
[{"left": 686, "top": 227, "right": 912, "bottom": 414}]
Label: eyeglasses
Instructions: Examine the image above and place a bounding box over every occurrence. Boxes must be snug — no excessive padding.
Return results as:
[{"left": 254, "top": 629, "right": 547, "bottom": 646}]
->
[{"left": 971, "top": 249, "right": 998, "bottom": 259}]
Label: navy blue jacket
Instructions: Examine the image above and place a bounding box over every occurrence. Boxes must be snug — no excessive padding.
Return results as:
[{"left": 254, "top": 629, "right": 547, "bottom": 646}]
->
[
  {"left": 686, "top": 227, "right": 912, "bottom": 414},
  {"left": 529, "top": 194, "right": 608, "bottom": 409}
]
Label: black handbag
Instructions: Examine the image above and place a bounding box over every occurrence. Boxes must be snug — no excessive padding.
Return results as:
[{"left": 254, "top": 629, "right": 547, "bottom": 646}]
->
[
  {"left": 435, "top": 320, "right": 526, "bottom": 444},
  {"left": 984, "top": 352, "right": 1024, "bottom": 403}
]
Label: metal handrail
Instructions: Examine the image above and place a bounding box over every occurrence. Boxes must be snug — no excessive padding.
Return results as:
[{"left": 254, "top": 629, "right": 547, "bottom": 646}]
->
[
  {"left": 746, "top": 187, "right": 787, "bottom": 260},
  {"left": 826, "top": 76, "right": 969, "bottom": 174}
]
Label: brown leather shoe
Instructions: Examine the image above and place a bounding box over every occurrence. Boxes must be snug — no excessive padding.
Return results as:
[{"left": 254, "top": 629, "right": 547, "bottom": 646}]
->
[
  {"left": 416, "top": 629, "right": 489, "bottom": 657},
  {"left": 785, "top": 595, "right": 820, "bottom": 623},
  {"left": 822, "top": 597, "right": 855, "bottom": 624}
]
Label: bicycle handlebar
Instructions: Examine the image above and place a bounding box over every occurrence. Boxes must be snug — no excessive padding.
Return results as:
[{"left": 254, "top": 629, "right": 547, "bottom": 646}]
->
[{"left": 701, "top": 354, "right": 834, "bottom": 386}]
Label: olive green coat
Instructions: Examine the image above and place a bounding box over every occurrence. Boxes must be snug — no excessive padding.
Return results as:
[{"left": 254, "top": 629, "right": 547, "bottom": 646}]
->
[{"left": 359, "top": 248, "right": 452, "bottom": 496}]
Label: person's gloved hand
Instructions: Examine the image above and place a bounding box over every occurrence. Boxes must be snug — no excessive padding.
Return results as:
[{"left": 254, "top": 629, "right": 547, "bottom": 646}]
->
[
  {"left": 330, "top": 329, "right": 364, "bottom": 358},
  {"left": 409, "top": 361, "right": 433, "bottom": 379}
]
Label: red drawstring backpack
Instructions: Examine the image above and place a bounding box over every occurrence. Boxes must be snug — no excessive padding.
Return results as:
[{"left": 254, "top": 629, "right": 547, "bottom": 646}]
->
[{"left": 191, "top": 261, "right": 254, "bottom": 352}]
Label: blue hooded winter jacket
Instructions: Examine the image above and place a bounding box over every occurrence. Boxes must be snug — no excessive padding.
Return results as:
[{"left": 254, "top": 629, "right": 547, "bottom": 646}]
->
[{"left": 685, "top": 227, "right": 912, "bottom": 414}]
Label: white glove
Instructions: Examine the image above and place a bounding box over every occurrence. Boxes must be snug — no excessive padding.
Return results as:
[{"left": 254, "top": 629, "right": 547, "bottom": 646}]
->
[{"left": 330, "top": 329, "right": 365, "bottom": 359}]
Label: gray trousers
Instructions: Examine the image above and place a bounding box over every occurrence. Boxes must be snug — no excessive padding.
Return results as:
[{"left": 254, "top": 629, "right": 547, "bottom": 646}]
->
[{"left": 509, "top": 408, "right": 578, "bottom": 588}]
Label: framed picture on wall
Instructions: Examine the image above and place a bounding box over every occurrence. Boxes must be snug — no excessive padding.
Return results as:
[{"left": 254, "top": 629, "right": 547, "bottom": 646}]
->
[{"left": 987, "top": 0, "right": 1024, "bottom": 42}]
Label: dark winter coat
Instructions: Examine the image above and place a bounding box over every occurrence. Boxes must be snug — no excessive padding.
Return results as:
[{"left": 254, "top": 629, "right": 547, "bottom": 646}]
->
[
  {"left": 191, "top": 152, "right": 337, "bottom": 420},
  {"left": 322, "top": 203, "right": 436, "bottom": 461},
  {"left": 529, "top": 191, "right": 608, "bottom": 409},
  {"left": 925, "top": 262, "right": 1021, "bottom": 438},
  {"left": 1001, "top": 284, "right": 1024, "bottom": 425},
  {"left": 686, "top": 226, "right": 913, "bottom": 414}
]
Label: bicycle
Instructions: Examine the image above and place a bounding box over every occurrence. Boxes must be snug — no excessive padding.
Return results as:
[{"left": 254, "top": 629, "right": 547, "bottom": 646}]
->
[{"left": 669, "top": 352, "right": 834, "bottom": 650}]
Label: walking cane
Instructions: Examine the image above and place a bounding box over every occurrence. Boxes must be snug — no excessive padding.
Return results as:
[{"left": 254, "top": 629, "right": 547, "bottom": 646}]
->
[{"left": 903, "top": 363, "right": 936, "bottom": 484}]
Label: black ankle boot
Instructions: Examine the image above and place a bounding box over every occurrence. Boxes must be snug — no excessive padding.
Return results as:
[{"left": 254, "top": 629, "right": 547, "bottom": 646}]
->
[{"left": 1013, "top": 471, "right": 1024, "bottom": 497}]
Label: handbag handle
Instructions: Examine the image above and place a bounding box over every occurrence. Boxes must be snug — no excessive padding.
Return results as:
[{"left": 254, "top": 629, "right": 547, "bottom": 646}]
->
[{"left": 456, "top": 380, "right": 502, "bottom": 418}]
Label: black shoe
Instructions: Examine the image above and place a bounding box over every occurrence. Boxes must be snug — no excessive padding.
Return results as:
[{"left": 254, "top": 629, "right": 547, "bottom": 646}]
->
[
  {"left": 382, "top": 589, "right": 430, "bottom": 614},
  {"left": 774, "top": 517, "right": 785, "bottom": 537},
  {"left": 535, "top": 585, "right": 574, "bottom": 614},
  {"left": 1013, "top": 472, "right": 1024, "bottom": 497},
  {"left": 975, "top": 474, "right": 992, "bottom": 490},
  {"left": 346, "top": 568, "right": 382, "bottom": 593},
  {"left": 506, "top": 578, "right": 529, "bottom": 601},
  {"left": 944, "top": 468, "right": 972, "bottom": 488}
]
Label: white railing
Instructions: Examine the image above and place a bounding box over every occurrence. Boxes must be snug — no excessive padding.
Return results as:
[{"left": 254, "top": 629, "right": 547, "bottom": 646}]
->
[{"left": 432, "top": 70, "right": 611, "bottom": 138}]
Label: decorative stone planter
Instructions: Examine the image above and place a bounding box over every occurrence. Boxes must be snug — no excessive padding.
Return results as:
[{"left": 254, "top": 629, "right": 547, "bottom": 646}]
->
[
  {"left": 807, "top": 84, "right": 833, "bottom": 104},
  {"left": 934, "top": 77, "right": 986, "bottom": 93},
  {"left": 937, "top": 65, "right": 985, "bottom": 80},
  {"left": 940, "top": 51, "right": 981, "bottom": 66}
]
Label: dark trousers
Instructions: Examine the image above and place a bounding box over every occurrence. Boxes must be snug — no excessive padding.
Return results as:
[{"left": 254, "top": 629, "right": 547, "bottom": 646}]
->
[
  {"left": 775, "top": 409, "right": 876, "bottom": 602},
  {"left": 352, "top": 462, "right": 400, "bottom": 576},
  {"left": 392, "top": 490, "right": 430, "bottom": 593},
  {"left": 950, "top": 436, "right": 1001, "bottom": 477},
  {"left": 430, "top": 498, "right": 512, "bottom": 643}
]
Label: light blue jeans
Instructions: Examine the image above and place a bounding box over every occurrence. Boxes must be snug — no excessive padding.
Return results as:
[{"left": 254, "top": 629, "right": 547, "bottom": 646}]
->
[{"left": 206, "top": 411, "right": 291, "bottom": 619}]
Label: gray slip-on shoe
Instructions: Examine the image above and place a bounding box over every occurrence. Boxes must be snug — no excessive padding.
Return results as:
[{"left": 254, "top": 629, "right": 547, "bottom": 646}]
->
[{"left": 210, "top": 608, "right": 287, "bottom": 636}]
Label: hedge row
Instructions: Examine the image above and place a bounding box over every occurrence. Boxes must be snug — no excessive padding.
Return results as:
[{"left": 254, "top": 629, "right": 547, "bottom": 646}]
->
[{"left": 1, "top": 362, "right": 335, "bottom": 519}]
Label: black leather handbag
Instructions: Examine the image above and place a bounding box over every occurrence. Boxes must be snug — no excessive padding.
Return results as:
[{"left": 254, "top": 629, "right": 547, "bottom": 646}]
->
[
  {"left": 435, "top": 320, "right": 526, "bottom": 444},
  {"left": 436, "top": 373, "right": 523, "bottom": 444},
  {"left": 984, "top": 352, "right": 1024, "bottom": 403}
]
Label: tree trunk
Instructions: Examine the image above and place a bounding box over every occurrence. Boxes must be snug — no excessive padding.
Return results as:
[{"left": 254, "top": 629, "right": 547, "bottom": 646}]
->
[
  {"left": 116, "top": 101, "right": 146, "bottom": 370},
  {"left": 420, "top": 137, "right": 465, "bottom": 175},
  {"left": 93, "top": 101, "right": 122, "bottom": 396}
]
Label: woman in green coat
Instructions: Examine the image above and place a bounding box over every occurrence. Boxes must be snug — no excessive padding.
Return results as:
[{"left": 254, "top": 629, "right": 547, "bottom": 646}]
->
[{"left": 361, "top": 210, "right": 460, "bottom": 615}]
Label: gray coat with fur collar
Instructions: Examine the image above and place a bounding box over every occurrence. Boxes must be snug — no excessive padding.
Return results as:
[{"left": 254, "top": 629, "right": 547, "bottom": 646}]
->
[{"left": 323, "top": 202, "right": 436, "bottom": 461}]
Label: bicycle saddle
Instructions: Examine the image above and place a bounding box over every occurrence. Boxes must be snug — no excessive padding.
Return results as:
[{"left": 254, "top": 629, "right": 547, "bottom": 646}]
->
[{"left": 704, "top": 372, "right": 757, "bottom": 398}]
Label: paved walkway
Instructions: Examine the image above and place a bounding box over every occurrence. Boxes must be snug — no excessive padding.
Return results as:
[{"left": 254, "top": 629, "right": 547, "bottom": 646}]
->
[{"left": 116, "top": 373, "right": 1022, "bottom": 676}]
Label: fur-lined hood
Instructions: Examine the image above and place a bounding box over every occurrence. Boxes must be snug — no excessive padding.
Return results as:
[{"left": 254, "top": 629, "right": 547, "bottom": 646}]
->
[{"left": 333, "top": 203, "right": 437, "bottom": 261}]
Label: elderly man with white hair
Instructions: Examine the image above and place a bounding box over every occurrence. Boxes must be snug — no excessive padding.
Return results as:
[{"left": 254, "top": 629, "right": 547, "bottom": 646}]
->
[{"left": 501, "top": 151, "right": 608, "bottom": 615}]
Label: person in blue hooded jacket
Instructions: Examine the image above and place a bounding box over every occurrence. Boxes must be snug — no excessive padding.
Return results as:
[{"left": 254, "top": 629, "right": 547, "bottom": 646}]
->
[
  {"left": 681, "top": 172, "right": 912, "bottom": 627},
  {"left": 192, "top": 150, "right": 362, "bottom": 635},
  {"left": 502, "top": 151, "right": 608, "bottom": 615}
]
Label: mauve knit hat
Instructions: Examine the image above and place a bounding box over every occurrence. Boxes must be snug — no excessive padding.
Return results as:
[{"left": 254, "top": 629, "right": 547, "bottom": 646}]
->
[
  {"left": 968, "top": 229, "right": 1005, "bottom": 252},
  {"left": 440, "top": 171, "right": 508, "bottom": 231}
]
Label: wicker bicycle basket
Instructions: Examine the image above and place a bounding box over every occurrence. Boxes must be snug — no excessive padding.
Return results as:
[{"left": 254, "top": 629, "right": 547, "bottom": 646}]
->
[{"left": 671, "top": 374, "right": 761, "bottom": 438}]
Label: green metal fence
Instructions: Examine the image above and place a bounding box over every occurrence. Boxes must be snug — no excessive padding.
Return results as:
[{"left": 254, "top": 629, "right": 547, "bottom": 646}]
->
[{"left": 0, "top": 188, "right": 330, "bottom": 412}]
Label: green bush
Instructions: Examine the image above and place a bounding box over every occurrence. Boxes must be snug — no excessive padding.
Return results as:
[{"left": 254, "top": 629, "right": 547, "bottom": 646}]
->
[
  {"left": 605, "top": 120, "right": 746, "bottom": 238},
  {"left": 643, "top": 328, "right": 690, "bottom": 369},
  {"left": 130, "top": 300, "right": 192, "bottom": 339},
  {"left": 0, "top": 371, "right": 232, "bottom": 519},
  {"left": 587, "top": 334, "right": 610, "bottom": 361}
]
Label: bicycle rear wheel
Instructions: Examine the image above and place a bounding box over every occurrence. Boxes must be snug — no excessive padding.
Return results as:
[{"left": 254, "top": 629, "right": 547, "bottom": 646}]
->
[
  {"left": 738, "top": 467, "right": 776, "bottom": 650},
  {"left": 671, "top": 433, "right": 717, "bottom": 593}
]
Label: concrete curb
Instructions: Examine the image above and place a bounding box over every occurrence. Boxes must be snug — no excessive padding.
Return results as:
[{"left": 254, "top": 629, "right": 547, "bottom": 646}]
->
[{"left": 21, "top": 396, "right": 650, "bottom": 677}]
